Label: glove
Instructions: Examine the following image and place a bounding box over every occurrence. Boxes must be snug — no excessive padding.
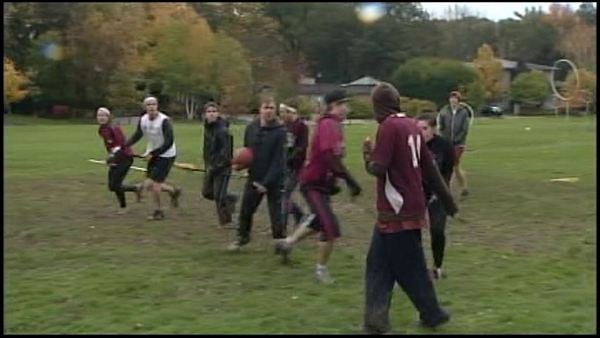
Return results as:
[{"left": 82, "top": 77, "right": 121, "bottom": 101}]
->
[
  {"left": 345, "top": 176, "right": 362, "bottom": 197},
  {"left": 329, "top": 182, "right": 341, "bottom": 195}
]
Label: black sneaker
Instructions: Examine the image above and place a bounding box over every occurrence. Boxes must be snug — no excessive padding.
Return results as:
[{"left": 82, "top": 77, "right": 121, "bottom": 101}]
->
[
  {"left": 170, "top": 188, "right": 182, "bottom": 208},
  {"left": 461, "top": 189, "right": 470, "bottom": 197},
  {"left": 147, "top": 209, "right": 165, "bottom": 221},
  {"left": 419, "top": 310, "right": 450, "bottom": 329}
]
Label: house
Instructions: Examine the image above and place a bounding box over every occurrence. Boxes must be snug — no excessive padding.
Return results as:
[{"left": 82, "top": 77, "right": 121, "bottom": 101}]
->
[
  {"left": 464, "top": 58, "right": 559, "bottom": 110},
  {"left": 297, "top": 75, "right": 380, "bottom": 103}
]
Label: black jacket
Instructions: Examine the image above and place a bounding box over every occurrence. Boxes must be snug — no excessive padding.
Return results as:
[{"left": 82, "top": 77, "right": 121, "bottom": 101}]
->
[
  {"left": 203, "top": 117, "right": 232, "bottom": 173},
  {"left": 243, "top": 118, "right": 287, "bottom": 188},
  {"left": 424, "top": 134, "right": 455, "bottom": 200}
]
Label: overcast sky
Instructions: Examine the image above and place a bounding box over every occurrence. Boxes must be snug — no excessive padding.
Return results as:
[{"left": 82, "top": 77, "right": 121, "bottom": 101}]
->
[{"left": 420, "top": 2, "right": 585, "bottom": 21}]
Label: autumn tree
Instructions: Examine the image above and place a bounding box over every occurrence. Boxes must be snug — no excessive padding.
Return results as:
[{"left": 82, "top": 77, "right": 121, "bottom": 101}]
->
[
  {"left": 472, "top": 44, "right": 504, "bottom": 102},
  {"left": 4, "top": 57, "right": 30, "bottom": 104},
  {"left": 561, "top": 68, "right": 596, "bottom": 109},
  {"left": 543, "top": 3, "right": 596, "bottom": 71}
]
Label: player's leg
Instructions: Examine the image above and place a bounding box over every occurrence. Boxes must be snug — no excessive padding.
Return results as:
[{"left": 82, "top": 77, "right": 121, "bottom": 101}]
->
[
  {"left": 146, "top": 157, "right": 170, "bottom": 220},
  {"left": 215, "top": 172, "right": 233, "bottom": 226},
  {"left": 154, "top": 157, "right": 181, "bottom": 207},
  {"left": 453, "top": 146, "right": 468, "bottom": 196},
  {"left": 266, "top": 183, "right": 285, "bottom": 240},
  {"left": 363, "top": 228, "right": 395, "bottom": 334},
  {"left": 108, "top": 164, "right": 127, "bottom": 209},
  {"left": 229, "top": 180, "right": 263, "bottom": 249},
  {"left": 287, "top": 172, "right": 305, "bottom": 226},
  {"left": 389, "top": 229, "right": 449, "bottom": 328},
  {"left": 279, "top": 185, "right": 321, "bottom": 245},
  {"left": 113, "top": 157, "right": 141, "bottom": 209},
  {"left": 311, "top": 190, "right": 341, "bottom": 283},
  {"left": 429, "top": 198, "right": 447, "bottom": 279}
]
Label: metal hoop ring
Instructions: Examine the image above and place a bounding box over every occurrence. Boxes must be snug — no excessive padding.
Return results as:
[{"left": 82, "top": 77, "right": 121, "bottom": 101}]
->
[{"left": 550, "top": 59, "right": 580, "bottom": 101}]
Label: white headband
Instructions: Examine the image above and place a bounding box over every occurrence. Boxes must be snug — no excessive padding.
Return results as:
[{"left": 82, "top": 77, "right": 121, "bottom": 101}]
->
[
  {"left": 279, "top": 103, "right": 297, "bottom": 114},
  {"left": 97, "top": 107, "right": 111, "bottom": 115},
  {"left": 144, "top": 97, "right": 158, "bottom": 105}
]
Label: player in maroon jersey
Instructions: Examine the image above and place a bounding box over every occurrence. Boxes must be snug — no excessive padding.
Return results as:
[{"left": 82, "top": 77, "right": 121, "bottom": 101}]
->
[
  {"left": 361, "top": 83, "right": 457, "bottom": 334},
  {"left": 96, "top": 107, "right": 141, "bottom": 214}
]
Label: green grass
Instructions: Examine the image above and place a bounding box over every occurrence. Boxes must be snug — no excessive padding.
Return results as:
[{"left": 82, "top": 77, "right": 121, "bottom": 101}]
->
[{"left": 4, "top": 115, "right": 596, "bottom": 334}]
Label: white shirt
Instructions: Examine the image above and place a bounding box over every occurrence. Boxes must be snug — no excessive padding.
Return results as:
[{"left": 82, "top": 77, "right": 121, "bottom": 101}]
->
[{"left": 140, "top": 112, "right": 176, "bottom": 158}]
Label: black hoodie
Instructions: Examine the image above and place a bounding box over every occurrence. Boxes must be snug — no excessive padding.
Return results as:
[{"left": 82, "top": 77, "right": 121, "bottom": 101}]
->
[
  {"left": 203, "top": 117, "right": 232, "bottom": 173},
  {"left": 243, "top": 118, "right": 287, "bottom": 188}
]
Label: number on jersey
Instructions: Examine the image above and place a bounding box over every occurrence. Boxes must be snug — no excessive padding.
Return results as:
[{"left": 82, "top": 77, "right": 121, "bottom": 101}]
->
[{"left": 407, "top": 134, "right": 421, "bottom": 168}]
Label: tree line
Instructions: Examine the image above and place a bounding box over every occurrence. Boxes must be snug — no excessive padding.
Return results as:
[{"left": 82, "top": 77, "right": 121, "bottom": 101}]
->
[{"left": 4, "top": 2, "right": 597, "bottom": 117}]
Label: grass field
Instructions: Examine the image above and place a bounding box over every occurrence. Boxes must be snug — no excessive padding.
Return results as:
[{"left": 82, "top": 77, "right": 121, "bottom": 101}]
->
[{"left": 4, "top": 114, "right": 596, "bottom": 334}]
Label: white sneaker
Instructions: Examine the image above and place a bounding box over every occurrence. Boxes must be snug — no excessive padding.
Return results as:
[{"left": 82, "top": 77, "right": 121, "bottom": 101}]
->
[
  {"left": 315, "top": 267, "right": 335, "bottom": 284},
  {"left": 227, "top": 241, "right": 242, "bottom": 252},
  {"left": 299, "top": 213, "right": 316, "bottom": 228},
  {"left": 116, "top": 207, "right": 129, "bottom": 215}
]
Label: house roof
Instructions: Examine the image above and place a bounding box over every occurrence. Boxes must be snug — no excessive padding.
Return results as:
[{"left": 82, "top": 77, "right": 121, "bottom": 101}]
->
[
  {"left": 464, "top": 58, "right": 557, "bottom": 72},
  {"left": 342, "top": 76, "right": 381, "bottom": 86}
]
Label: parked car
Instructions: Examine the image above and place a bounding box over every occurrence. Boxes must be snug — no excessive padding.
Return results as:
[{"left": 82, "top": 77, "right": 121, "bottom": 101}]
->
[{"left": 481, "top": 105, "right": 503, "bottom": 117}]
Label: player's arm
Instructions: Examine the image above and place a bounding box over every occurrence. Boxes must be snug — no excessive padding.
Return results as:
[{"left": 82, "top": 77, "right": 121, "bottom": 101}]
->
[
  {"left": 441, "top": 141, "right": 455, "bottom": 183},
  {"left": 150, "top": 119, "right": 174, "bottom": 157},
  {"left": 323, "top": 151, "right": 361, "bottom": 196},
  {"left": 437, "top": 108, "right": 448, "bottom": 135},
  {"left": 420, "top": 145, "right": 457, "bottom": 216},
  {"left": 363, "top": 124, "right": 393, "bottom": 178},
  {"left": 454, "top": 111, "right": 469, "bottom": 144},
  {"left": 124, "top": 120, "right": 143, "bottom": 148},
  {"left": 290, "top": 123, "right": 309, "bottom": 164},
  {"left": 213, "top": 129, "right": 232, "bottom": 172}
]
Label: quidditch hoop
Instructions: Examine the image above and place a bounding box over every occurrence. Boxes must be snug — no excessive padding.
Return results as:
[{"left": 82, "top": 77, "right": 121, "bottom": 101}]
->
[{"left": 550, "top": 59, "right": 580, "bottom": 101}]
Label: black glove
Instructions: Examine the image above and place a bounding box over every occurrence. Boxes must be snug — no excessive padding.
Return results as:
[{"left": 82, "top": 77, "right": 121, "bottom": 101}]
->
[
  {"left": 329, "top": 182, "right": 341, "bottom": 195},
  {"left": 345, "top": 175, "right": 362, "bottom": 197}
]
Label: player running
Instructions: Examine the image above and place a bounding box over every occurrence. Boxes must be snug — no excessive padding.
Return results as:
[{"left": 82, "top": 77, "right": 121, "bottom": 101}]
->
[
  {"left": 122, "top": 96, "right": 182, "bottom": 221},
  {"left": 417, "top": 112, "right": 455, "bottom": 280},
  {"left": 275, "top": 89, "right": 362, "bottom": 282},
  {"left": 96, "top": 107, "right": 141, "bottom": 214}
]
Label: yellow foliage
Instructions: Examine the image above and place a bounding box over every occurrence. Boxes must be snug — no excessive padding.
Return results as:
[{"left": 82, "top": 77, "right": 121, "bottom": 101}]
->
[
  {"left": 4, "top": 57, "right": 30, "bottom": 103},
  {"left": 473, "top": 44, "right": 504, "bottom": 101},
  {"left": 562, "top": 68, "right": 596, "bottom": 108}
]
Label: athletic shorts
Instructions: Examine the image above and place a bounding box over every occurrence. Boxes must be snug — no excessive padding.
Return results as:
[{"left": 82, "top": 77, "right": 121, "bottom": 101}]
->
[
  {"left": 453, "top": 145, "right": 465, "bottom": 165},
  {"left": 147, "top": 156, "right": 175, "bottom": 183},
  {"left": 300, "top": 185, "right": 341, "bottom": 242}
]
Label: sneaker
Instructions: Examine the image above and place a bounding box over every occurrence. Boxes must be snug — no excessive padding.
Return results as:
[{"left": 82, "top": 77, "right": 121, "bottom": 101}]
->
[
  {"left": 315, "top": 267, "right": 335, "bottom": 284},
  {"left": 274, "top": 239, "right": 292, "bottom": 263},
  {"left": 419, "top": 310, "right": 450, "bottom": 329},
  {"left": 147, "top": 209, "right": 165, "bottom": 221},
  {"left": 170, "top": 188, "right": 182, "bottom": 208},
  {"left": 432, "top": 268, "right": 445, "bottom": 280},
  {"left": 461, "top": 188, "right": 469, "bottom": 197},
  {"left": 227, "top": 239, "right": 247, "bottom": 252},
  {"left": 117, "top": 207, "right": 129, "bottom": 215}
]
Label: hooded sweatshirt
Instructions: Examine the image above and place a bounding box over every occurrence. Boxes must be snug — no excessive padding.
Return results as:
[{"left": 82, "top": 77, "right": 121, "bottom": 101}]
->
[
  {"left": 243, "top": 118, "right": 287, "bottom": 188},
  {"left": 203, "top": 117, "right": 232, "bottom": 173}
]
